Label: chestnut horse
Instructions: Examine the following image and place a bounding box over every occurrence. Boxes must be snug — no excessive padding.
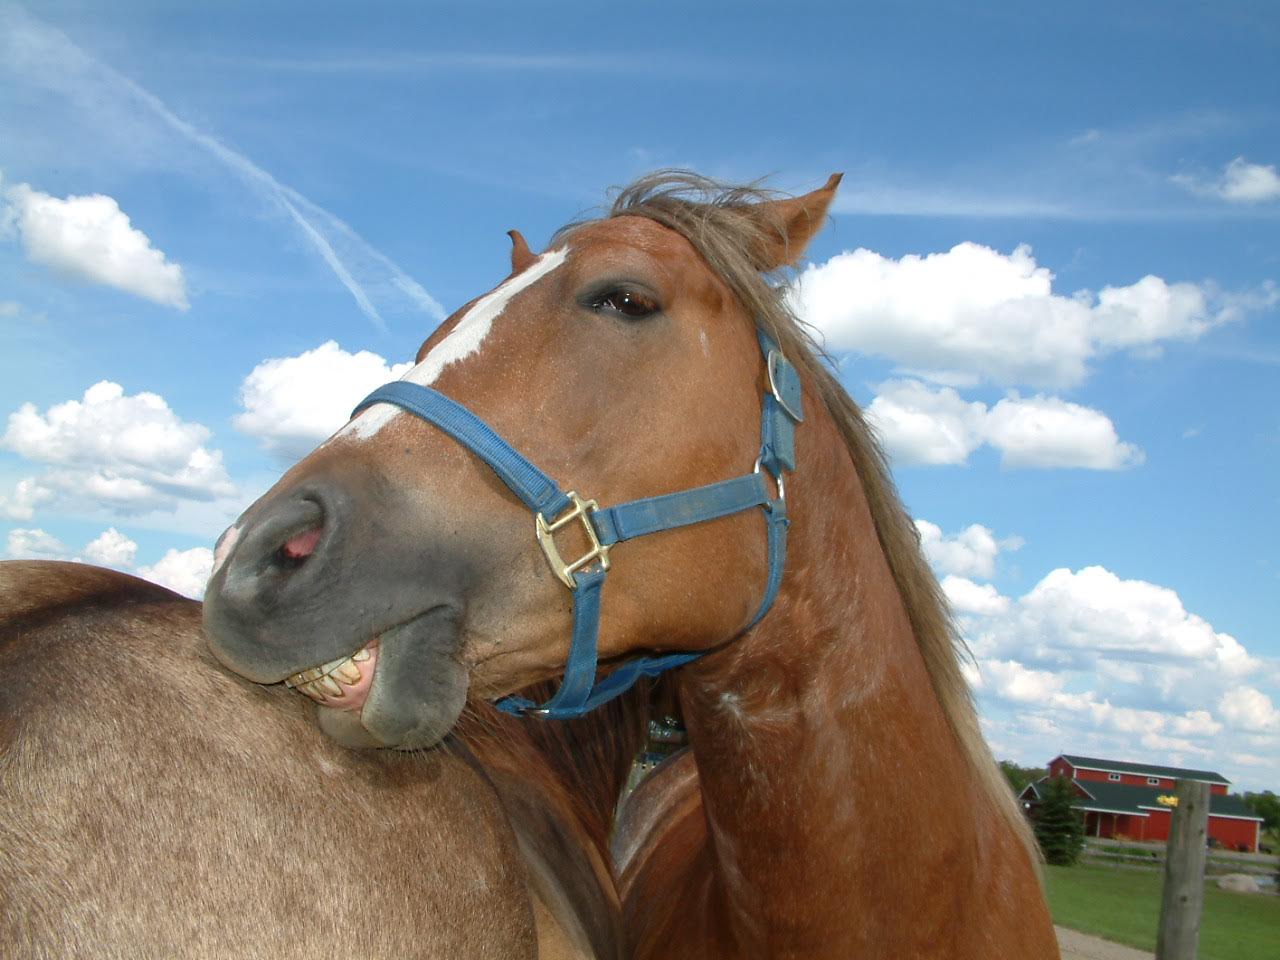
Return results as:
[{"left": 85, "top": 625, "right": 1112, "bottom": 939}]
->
[
  {"left": 0, "top": 560, "right": 640, "bottom": 958},
  {"left": 204, "top": 173, "right": 1059, "bottom": 957}
]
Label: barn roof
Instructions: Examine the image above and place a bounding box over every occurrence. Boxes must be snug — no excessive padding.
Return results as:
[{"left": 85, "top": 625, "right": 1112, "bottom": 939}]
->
[
  {"left": 1055, "top": 754, "right": 1230, "bottom": 786},
  {"left": 1022, "top": 778, "right": 1262, "bottom": 821}
]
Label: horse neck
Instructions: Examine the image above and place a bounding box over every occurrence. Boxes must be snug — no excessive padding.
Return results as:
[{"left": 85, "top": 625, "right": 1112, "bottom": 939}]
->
[
  {"left": 460, "top": 691, "right": 648, "bottom": 863},
  {"left": 676, "top": 404, "right": 1048, "bottom": 957}
]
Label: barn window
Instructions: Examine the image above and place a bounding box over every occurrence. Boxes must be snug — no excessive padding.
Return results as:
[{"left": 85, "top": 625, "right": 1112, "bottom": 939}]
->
[
  {"left": 1108, "top": 773, "right": 1121, "bottom": 781},
  {"left": 1147, "top": 777, "right": 1161, "bottom": 786}
]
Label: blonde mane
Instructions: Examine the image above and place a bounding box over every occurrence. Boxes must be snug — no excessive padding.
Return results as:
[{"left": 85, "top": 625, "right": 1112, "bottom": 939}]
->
[{"left": 568, "top": 170, "right": 1037, "bottom": 864}]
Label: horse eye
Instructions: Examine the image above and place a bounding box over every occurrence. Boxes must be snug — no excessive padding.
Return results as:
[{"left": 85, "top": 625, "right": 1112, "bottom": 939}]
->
[{"left": 594, "top": 289, "right": 660, "bottom": 319}]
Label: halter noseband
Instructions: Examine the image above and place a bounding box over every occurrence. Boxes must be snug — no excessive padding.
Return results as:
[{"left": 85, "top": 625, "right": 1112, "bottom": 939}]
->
[{"left": 351, "top": 330, "right": 802, "bottom": 719}]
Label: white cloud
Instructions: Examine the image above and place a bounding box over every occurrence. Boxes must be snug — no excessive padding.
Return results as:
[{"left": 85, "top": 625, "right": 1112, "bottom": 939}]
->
[
  {"left": 137, "top": 546, "right": 213, "bottom": 599},
  {"left": 234, "top": 340, "right": 412, "bottom": 459},
  {"left": 976, "top": 566, "right": 1255, "bottom": 672},
  {"left": 983, "top": 394, "right": 1144, "bottom": 469},
  {"left": 791, "top": 243, "right": 1259, "bottom": 388},
  {"left": 0, "top": 10, "right": 443, "bottom": 327},
  {"left": 0, "top": 476, "right": 54, "bottom": 520},
  {"left": 2, "top": 381, "right": 234, "bottom": 514},
  {"left": 981, "top": 659, "right": 1068, "bottom": 703},
  {"left": 83, "top": 526, "right": 138, "bottom": 567},
  {"left": 1218, "top": 687, "right": 1280, "bottom": 733},
  {"left": 942, "top": 575, "right": 1011, "bottom": 616},
  {"left": 2, "top": 181, "right": 188, "bottom": 308},
  {"left": 866, "top": 381, "right": 984, "bottom": 465},
  {"left": 1173, "top": 157, "right": 1280, "bottom": 204},
  {"left": 916, "top": 520, "right": 1019, "bottom": 579},
  {"left": 6, "top": 527, "right": 67, "bottom": 559},
  {"left": 953, "top": 560, "right": 1277, "bottom": 787},
  {"left": 4, "top": 523, "right": 209, "bottom": 598},
  {"left": 868, "top": 380, "right": 1142, "bottom": 469}
]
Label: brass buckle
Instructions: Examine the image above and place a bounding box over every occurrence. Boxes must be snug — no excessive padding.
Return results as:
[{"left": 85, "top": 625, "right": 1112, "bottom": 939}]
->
[{"left": 535, "top": 491, "right": 611, "bottom": 589}]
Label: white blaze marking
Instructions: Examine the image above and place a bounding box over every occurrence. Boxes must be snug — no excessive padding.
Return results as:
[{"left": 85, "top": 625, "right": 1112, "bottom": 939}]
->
[
  {"left": 333, "top": 247, "right": 569, "bottom": 443},
  {"left": 406, "top": 247, "right": 568, "bottom": 387},
  {"left": 211, "top": 523, "right": 240, "bottom": 576}
]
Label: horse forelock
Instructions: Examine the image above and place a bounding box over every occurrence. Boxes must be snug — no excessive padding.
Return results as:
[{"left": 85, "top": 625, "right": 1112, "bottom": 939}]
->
[{"left": 556, "top": 170, "right": 1038, "bottom": 870}]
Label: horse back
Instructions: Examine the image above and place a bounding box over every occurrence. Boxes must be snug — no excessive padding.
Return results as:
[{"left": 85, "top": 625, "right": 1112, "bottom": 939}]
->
[{"left": 0, "top": 560, "right": 538, "bottom": 959}]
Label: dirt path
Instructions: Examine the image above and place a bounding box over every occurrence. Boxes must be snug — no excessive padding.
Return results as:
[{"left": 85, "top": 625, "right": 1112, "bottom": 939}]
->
[{"left": 1056, "top": 926, "right": 1153, "bottom": 960}]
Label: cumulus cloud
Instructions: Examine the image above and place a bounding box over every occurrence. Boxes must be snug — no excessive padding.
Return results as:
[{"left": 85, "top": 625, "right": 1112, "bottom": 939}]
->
[
  {"left": 83, "top": 526, "right": 138, "bottom": 567},
  {"left": 1218, "top": 687, "right": 1280, "bottom": 733},
  {"left": 1172, "top": 157, "right": 1280, "bottom": 204},
  {"left": 0, "top": 476, "right": 54, "bottom": 520},
  {"left": 951, "top": 560, "right": 1277, "bottom": 784},
  {"left": 2, "top": 381, "right": 234, "bottom": 514},
  {"left": 6, "top": 527, "right": 67, "bottom": 559},
  {"left": 868, "top": 380, "right": 1143, "bottom": 469},
  {"left": 1, "top": 180, "right": 188, "bottom": 308},
  {"left": 916, "top": 520, "right": 1020, "bottom": 579},
  {"left": 5, "top": 523, "right": 208, "bottom": 597},
  {"left": 942, "top": 575, "right": 1011, "bottom": 616},
  {"left": 983, "top": 394, "right": 1144, "bottom": 469},
  {"left": 234, "top": 340, "right": 412, "bottom": 459},
  {"left": 137, "top": 546, "right": 213, "bottom": 599},
  {"left": 974, "top": 565, "right": 1255, "bottom": 673},
  {"left": 791, "top": 242, "right": 1263, "bottom": 388}
]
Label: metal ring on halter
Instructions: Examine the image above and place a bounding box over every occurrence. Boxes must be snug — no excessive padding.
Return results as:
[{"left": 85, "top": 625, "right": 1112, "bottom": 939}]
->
[{"left": 753, "top": 456, "right": 785, "bottom": 503}]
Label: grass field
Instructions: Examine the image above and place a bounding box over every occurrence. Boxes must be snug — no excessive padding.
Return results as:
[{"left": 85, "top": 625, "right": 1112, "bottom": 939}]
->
[{"left": 1044, "top": 864, "right": 1279, "bottom": 960}]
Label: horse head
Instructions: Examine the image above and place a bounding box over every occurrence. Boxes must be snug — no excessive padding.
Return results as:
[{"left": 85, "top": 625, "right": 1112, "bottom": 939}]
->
[{"left": 203, "top": 173, "right": 841, "bottom": 749}]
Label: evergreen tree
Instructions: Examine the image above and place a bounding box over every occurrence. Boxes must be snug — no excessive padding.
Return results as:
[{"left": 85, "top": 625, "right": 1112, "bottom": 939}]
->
[{"left": 1034, "top": 775, "right": 1085, "bottom": 866}]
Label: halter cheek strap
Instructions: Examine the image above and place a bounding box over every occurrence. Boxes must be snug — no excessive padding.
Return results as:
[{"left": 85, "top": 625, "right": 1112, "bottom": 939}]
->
[{"left": 350, "top": 331, "right": 802, "bottom": 719}]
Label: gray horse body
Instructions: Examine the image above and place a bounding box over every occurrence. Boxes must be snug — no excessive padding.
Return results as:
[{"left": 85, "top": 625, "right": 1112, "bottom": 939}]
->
[{"left": 0, "top": 561, "right": 617, "bottom": 959}]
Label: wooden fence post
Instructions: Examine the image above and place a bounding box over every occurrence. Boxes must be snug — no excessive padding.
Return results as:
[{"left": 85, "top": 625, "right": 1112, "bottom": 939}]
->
[{"left": 1156, "top": 779, "right": 1210, "bottom": 960}]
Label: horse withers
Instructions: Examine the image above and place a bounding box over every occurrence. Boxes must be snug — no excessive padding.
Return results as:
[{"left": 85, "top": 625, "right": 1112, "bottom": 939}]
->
[{"left": 203, "top": 172, "right": 1060, "bottom": 958}]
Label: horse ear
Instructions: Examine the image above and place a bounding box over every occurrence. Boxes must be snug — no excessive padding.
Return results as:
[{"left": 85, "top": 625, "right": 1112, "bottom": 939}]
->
[
  {"left": 751, "top": 173, "right": 842, "bottom": 270},
  {"left": 507, "top": 229, "right": 537, "bottom": 274}
]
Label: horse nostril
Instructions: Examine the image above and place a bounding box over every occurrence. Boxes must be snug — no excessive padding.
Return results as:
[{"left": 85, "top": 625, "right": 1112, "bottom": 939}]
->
[{"left": 278, "top": 525, "right": 324, "bottom": 566}]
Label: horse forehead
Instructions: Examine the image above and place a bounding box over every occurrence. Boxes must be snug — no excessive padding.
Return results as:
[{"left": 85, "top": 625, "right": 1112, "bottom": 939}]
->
[
  {"left": 570, "top": 216, "right": 704, "bottom": 267},
  {"left": 567, "top": 217, "right": 729, "bottom": 301}
]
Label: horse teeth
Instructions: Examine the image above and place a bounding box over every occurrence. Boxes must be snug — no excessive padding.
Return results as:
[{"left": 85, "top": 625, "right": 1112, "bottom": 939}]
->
[
  {"left": 335, "top": 661, "right": 362, "bottom": 685},
  {"left": 318, "top": 676, "right": 344, "bottom": 698},
  {"left": 298, "top": 681, "right": 326, "bottom": 703},
  {"left": 353, "top": 648, "right": 372, "bottom": 663}
]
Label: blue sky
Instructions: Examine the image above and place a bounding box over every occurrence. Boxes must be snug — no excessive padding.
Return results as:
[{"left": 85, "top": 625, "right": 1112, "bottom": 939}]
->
[{"left": 2, "top": 1, "right": 1277, "bottom": 789}]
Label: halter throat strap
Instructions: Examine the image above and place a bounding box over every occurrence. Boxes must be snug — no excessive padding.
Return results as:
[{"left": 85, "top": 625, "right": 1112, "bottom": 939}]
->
[{"left": 350, "top": 331, "right": 802, "bottom": 719}]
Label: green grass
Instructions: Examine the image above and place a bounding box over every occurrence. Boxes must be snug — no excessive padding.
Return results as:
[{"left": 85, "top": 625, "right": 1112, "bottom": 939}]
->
[{"left": 1044, "top": 864, "right": 1279, "bottom": 960}]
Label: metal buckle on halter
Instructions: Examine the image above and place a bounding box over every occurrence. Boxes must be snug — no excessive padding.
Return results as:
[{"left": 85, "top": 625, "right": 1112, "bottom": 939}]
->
[
  {"left": 753, "top": 456, "right": 786, "bottom": 503},
  {"left": 535, "top": 491, "right": 611, "bottom": 589},
  {"left": 767, "top": 349, "right": 804, "bottom": 423}
]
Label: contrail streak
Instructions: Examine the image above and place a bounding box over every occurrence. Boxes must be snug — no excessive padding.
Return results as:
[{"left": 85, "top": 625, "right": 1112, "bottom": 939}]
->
[{"left": 0, "top": 3, "right": 445, "bottom": 327}]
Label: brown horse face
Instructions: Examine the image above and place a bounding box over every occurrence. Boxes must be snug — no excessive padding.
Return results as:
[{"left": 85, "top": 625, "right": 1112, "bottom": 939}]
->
[
  {"left": 204, "top": 215, "right": 773, "bottom": 748},
  {"left": 203, "top": 169, "right": 843, "bottom": 750}
]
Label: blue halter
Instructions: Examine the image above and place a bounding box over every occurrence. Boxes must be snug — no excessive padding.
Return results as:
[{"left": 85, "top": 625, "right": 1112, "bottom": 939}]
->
[{"left": 351, "top": 330, "right": 803, "bottom": 719}]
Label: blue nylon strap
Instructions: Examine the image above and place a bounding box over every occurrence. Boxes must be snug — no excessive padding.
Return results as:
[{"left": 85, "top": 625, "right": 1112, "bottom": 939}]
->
[
  {"left": 592, "top": 473, "right": 770, "bottom": 545},
  {"left": 494, "top": 566, "right": 606, "bottom": 717},
  {"left": 357, "top": 331, "right": 805, "bottom": 720},
  {"left": 757, "top": 332, "right": 804, "bottom": 477},
  {"left": 746, "top": 499, "right": 789, "bottom": 629},
  {"left": 352, "top": 382, "right": 572, "bottom": 519}
]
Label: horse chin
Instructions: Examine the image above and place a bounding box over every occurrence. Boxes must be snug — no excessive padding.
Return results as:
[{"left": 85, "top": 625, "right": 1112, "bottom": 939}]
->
[{"left": 309, "top": 607, "right": 469, "bottom": 750}]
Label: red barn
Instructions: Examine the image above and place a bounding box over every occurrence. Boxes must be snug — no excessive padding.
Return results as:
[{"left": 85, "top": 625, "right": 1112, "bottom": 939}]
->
[{"left": 1020, "top": 754, "right": 1264, "bottom": 853}]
